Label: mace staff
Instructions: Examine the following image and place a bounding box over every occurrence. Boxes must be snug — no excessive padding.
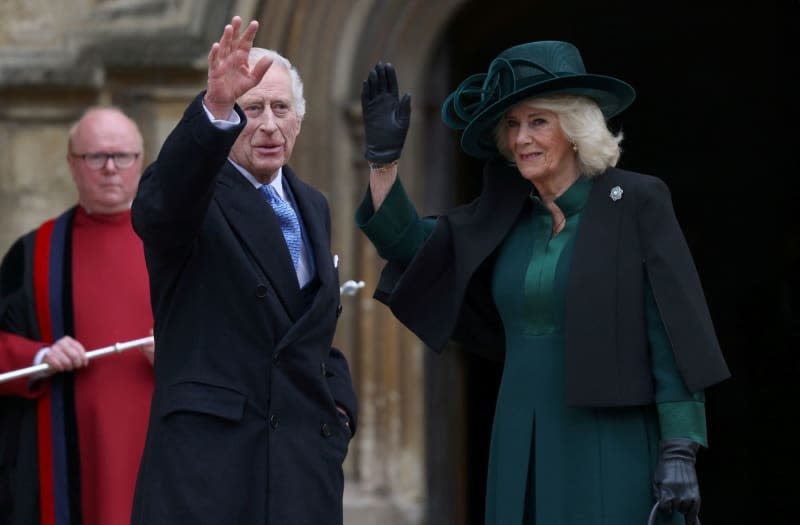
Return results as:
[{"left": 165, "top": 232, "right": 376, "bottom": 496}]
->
[
  {"left": 0, "top": 278, "right": 365, "bottom": 385},
  {"left": 0, "top": 335, "right": 154, "bottom": 385}
]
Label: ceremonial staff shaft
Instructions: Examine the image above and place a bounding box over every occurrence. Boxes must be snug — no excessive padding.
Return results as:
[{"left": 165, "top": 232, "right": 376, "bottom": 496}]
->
[
  {"left": 0, "top": 278, "right": 365, "bottom": 385},
  {"left": 0, "top": 336, "right": 154, "bottom": 384}
]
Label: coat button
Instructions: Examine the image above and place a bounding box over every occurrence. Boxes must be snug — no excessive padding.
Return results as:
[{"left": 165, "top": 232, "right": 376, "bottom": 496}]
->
[
  {"left": 273, "top": 351, "right": 280, "bottom": 362},
  {"left": 255, "top": 284, "right": 268, "bottom": 298},
  {"left": 270, "top": 414, "right": 279, "bottom": 429},
  {"left": 320, "top": 362, "right": 326, "bottom": 376},
  {"left": 336, "top": 303, "right": 343, "bottom": 318},
  {"left": 320, "top": 423, "right": 332, "bottom": 437}
]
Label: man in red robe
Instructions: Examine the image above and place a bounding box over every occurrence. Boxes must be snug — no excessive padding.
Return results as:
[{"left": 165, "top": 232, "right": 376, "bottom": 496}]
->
[{"left": 0, "top": 107, "right": 155, "bottom": 525}]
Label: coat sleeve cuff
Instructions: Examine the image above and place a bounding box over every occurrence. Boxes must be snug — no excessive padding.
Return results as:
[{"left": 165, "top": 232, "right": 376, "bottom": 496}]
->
[
  {"left": 355, "top": 178, "right": 430, "bottom": 265},
  {"left": 657, "top": 400, "right": 708, "bottom": 447}
]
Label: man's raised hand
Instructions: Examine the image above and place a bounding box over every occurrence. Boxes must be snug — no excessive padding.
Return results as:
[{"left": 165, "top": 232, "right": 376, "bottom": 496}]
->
[{"left": 204, "top": 16, "right": 272, "bottom": 119}]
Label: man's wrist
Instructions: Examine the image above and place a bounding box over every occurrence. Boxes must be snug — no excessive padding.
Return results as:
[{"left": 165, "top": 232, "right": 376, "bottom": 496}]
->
[{"left": 202, "top": 94, "right": 236, "bottom": 122}]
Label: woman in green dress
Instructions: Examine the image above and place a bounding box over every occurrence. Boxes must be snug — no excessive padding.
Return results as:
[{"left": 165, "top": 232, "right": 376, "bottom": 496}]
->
[{"left": 355, "top": 41, "right": 729, "bottom": 524}]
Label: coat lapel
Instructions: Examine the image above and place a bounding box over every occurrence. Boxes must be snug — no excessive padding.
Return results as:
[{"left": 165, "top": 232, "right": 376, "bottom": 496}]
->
[
  {"left": 568, "top": 170, "right": 622, "bottom": 287},
  {"left": 279, "top": 167, "right": 340, "bottom": 345},
  {"left": 214, "top": 162, "right": 306, "bottom": 321}
]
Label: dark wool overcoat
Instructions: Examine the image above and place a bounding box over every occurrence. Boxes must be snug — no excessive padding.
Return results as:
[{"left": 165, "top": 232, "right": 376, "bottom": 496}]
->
[
  {"left": 375, "top": 160, "right": 730, "bottom": 406},
  {"left": 130, "top": 94, "right": 358, "bottom": 525}
]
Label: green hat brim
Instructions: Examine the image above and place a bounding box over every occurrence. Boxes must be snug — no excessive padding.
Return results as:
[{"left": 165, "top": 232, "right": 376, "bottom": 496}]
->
[{"left": 459, "top": 73, "right": 636, "bottom": 160}]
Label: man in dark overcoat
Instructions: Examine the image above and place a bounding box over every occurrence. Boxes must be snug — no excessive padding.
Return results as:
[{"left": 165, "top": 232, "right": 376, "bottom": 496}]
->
[{"left": 129, "top": 17, "right": 358, "bottom": 525}]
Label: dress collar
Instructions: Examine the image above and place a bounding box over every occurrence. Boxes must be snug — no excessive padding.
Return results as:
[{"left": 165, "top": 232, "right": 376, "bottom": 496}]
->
[{"left": 529, "top": 175, "right": 593, "bottom": 217}]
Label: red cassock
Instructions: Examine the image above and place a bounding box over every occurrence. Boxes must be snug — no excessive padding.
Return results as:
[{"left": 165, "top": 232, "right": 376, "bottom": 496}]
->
[{"left": 71, "top": 208, "right": 154, "bottom": 525}]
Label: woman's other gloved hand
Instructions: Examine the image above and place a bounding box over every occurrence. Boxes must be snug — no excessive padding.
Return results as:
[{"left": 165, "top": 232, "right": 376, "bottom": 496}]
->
[{"left": 652, "top": 438, "right": 701, "bottom": 525}]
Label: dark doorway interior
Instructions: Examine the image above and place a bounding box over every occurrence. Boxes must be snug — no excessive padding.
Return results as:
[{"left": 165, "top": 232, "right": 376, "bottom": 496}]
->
[{"left": 423, "top": 1, "right": 799, "bottom": 523}]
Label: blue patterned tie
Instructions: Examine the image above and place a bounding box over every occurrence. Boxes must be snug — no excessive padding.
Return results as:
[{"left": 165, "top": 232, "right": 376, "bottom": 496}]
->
[{"left": 260, "top": 184, "right": 302, "bottom": 271}]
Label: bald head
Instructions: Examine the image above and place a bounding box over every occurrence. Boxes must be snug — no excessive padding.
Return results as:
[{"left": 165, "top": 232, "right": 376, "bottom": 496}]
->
[
  {"left": 68, "top": 107, "right": 143, "bottom": 153},
  {"left": 67, "top": 107, "right": 145, "bottom": 214}
]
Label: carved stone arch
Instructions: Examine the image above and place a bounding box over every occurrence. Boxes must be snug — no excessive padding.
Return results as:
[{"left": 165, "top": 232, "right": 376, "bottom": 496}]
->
[{"left": 248, "top": 2, "right": 474, "bottom": 524}]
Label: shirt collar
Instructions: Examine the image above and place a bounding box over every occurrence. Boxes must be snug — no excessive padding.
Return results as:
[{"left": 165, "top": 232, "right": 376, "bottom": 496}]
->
[{"left": 228, "top": 160, "right": 286, "bottom": 200}]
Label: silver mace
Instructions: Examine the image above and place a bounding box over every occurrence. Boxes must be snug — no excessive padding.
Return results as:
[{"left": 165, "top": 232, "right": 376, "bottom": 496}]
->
[{"left": 0, "top": 336, "right": 154, "bottom": 384}]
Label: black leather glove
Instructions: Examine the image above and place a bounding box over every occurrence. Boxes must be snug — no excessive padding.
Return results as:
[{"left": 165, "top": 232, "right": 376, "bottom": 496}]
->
[
  {"left": 361, "top": 62, "right": 411, "bottom": 163},
  {"left": 652, "top": 438, "right": 701, "bottom": 525}
]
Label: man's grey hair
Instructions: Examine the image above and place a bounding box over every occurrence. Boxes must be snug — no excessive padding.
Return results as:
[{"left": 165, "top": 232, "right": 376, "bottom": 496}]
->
[{"left": 249, "top": 48, "right": 306, "bottom": 121}]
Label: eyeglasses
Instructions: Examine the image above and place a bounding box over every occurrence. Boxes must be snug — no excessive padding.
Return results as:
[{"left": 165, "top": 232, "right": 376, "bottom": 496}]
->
[{"left": 71, "top": 152, "right": 140, "bottom": 169}]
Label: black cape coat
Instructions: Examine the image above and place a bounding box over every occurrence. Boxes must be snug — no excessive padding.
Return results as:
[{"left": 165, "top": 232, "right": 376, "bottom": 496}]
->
[
  {"left": 130, "top": 94, "right": 357, "bottom": 525},
  {"left": 375, "top": 160, "right": 730, "bottom": 406}
]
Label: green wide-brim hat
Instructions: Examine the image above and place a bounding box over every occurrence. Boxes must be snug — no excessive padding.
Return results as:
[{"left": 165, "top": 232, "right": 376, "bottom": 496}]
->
[{"left": 441, "top": 40, "right": 636, "bottom": 160}]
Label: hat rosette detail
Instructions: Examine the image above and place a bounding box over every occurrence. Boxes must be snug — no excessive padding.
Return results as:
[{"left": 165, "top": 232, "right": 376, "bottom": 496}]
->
[{"left": 442, "top": 57, "right": 559, "bottom": 131}]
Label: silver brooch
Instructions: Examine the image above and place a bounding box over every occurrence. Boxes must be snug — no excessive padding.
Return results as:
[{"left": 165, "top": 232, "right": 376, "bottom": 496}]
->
[{"left": 609, "top": 186, "right": 623, "bottom": 202}]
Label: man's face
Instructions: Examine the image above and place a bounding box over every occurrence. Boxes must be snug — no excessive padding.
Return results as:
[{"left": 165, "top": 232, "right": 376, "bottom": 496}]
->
[
  {"left": 67, "top": 109, "right": 144, "bottom": 214},
  {"left": 229, "top": 64, "right": 302, "bottom": 183}
]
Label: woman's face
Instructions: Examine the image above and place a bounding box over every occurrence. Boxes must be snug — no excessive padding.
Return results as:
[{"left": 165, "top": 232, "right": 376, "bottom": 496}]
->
[{"left": 502, "top": 101, "right": 577, "bottom": 184}]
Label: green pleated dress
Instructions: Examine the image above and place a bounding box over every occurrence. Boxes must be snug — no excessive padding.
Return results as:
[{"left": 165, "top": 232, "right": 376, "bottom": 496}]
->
[
  {"left": 356, "top": 175, "right": 706, "bottom": 525},
  {"left": 485, "top": 177, "right": 680, "bottom": 525}
]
